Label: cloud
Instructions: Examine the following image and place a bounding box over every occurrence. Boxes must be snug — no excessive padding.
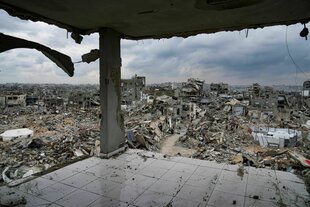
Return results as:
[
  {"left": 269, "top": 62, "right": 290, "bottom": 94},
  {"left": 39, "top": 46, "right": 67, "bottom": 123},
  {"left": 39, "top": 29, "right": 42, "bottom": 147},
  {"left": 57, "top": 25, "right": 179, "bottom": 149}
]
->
[{"left": 0, "top": 10, "right": 310, "bottom": 86}]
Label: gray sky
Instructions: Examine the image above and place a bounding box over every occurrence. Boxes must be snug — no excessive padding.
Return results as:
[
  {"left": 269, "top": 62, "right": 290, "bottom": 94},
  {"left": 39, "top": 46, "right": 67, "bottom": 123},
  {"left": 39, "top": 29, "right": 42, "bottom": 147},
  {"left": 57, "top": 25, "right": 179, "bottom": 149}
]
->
[{"left": 0, "top": 10, "right": 309, "bottom": 85}]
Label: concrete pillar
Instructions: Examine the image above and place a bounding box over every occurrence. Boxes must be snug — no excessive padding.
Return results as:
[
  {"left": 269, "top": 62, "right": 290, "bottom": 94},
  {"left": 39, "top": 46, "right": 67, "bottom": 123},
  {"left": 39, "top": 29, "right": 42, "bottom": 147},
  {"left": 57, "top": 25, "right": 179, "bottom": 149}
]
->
[{"left": 99, "top": 28, "right": 125, "bottom": 157}]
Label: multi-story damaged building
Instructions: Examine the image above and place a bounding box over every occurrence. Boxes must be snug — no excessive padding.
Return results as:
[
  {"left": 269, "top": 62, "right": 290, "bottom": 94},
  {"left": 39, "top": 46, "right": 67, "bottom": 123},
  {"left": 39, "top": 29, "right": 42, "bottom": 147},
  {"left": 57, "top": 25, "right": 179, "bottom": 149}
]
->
[
  {"left": 121, "top": 75, "right": 146, "bottom": 105},
  {"left": 180, "top": 78, "right": 205, "bottom": 102},
  {"left": 0, "top": 92, "right": 27, "bottom": 107},
  {"left": 68, "top": 92, "right": 100, "bottom": 108},
  {"left": 249, "top": 84, "right": 279, "bottom": 109},
  {"left": 26, "top": 95, "right": 39, "bottom": 106},
  {"left": 145, "top": 82, "right": 178, "bottom": 98},
  {"left": 277, "top": 94, "right": 290, "bottom": 109},
  {"left": 248, "top": 83, "right": 291, "bottom": 110},
  {"left": 248, "top": 83, "right": 261, "bottom": 97},
  {"left": 0, "top": 95, "right": 5, "bottom": 108},
  {"left": 44, "top": 97, "right": 64, "bottom": 108},
  {"left": 302, "top": 80, "right": 310, "bottom": 97},
  {"left": 210, "top": 82, "right": 229, "bottom": 94}
]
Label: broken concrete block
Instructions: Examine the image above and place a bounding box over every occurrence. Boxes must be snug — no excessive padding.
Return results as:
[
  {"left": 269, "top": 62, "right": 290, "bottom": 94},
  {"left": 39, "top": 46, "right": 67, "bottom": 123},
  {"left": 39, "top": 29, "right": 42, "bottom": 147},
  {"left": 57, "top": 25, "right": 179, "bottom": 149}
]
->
[
  {"left": 73, "top": 149, "right": 84, "bottom": 157},
  {"left": 0, "top": 192, "right": 26, "bottom": 206}
]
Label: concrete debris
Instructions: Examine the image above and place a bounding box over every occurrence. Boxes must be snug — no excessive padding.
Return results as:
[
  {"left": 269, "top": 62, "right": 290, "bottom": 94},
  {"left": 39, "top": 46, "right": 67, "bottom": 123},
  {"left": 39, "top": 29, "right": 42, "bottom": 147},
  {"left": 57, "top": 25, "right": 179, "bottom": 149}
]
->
[
  {"left": 0, "top": 191, "right": 26, "bottom": 206},
  {"left": 2, "top": 167, "right": 13, "bottom": 183},
  {"left": 0, "top": 128, "right": 33, "bottom": 141},
  {"left": 1, "top": 80, "right": 310, "bottom": 193},
  {"left": 121, "top": 80, "right": 310, "bottom": 193},
  {"left": 288, "top": 151, "right": 310, "bottom": 167},
  {"left": 73, "top": 149, "right": 85, "bottom": 157},
  {"left": 0, "top": 86, "right": 101, "bottom": 184}
]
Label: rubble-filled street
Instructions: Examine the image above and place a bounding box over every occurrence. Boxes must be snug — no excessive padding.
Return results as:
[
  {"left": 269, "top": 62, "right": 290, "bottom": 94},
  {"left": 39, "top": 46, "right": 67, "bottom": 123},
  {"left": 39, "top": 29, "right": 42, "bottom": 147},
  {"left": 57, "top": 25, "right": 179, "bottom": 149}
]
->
[{"left": 1, "top": 79, "right": 310, "bottom": 206}]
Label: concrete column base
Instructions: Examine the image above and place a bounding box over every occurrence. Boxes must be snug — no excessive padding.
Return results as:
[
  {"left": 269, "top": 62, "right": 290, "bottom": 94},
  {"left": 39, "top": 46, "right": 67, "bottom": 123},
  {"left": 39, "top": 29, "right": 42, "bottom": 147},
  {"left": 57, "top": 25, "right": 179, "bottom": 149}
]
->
[{"left": 99, "top": 146, "right": 126, "bottom": 158}]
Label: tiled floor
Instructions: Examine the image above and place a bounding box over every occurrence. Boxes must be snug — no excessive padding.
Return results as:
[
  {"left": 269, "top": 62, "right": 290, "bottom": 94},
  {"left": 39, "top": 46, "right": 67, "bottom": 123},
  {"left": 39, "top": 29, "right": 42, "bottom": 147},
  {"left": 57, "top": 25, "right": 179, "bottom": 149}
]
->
[{"left": 0, "top": 149, "right": 309, "bottom": 207}]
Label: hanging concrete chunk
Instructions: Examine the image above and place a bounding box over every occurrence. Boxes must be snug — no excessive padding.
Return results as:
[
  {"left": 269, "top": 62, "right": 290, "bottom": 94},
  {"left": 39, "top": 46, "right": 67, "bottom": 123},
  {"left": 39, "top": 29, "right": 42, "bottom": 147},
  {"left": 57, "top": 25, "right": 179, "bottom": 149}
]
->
[
  {"left": 0, "top": 33, "right": 74, "bottom": 77},
  {"left": 81, "top": 49, "right": 100, "bottom": 63}
]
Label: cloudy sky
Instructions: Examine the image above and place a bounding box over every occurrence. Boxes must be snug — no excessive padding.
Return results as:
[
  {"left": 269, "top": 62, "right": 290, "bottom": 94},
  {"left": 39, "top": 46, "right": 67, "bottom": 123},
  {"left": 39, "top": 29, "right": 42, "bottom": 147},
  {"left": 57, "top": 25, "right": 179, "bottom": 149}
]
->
[{"left": 0, "top": 10, "right": 309, "bottom": 86}]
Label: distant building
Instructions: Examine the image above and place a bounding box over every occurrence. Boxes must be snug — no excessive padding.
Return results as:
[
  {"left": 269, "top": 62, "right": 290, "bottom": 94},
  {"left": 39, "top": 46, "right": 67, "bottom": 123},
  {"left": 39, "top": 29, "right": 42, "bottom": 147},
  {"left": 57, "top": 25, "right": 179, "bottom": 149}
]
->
[
  {"left": 277, "top": 94, "right": 290, "bottom": 109},
  {"left": 249, "top": 84, "right": 279, "bottom": 109},
  {"left": 121, "top": 75, "right": 146, "bottom": 105},
  {"left": 68, "top": 92, "right": 99, "bottom": 108},
  {"left": 302, "top": 80, "right": 310, "bottom": 97},
  {"left": 44, "top": 97, "right": 64, "bottom": 107},
  {"left": 0, "top": 95, "right": 5, "bottom": 108},
  {"left": 26, "top": 95, "right": 39, "bottom": 106},
  {"left": 248, "top": 83, "right": 261, "bottom": 97},
  {"left": 5, "top": 92, "right": 26, "bottom": 107},
  {"left": 180, "top": 78, "right": 205, "bottom": 102},
  {"left": 210, "top": 82, "right": 228, "bottom": 94}
]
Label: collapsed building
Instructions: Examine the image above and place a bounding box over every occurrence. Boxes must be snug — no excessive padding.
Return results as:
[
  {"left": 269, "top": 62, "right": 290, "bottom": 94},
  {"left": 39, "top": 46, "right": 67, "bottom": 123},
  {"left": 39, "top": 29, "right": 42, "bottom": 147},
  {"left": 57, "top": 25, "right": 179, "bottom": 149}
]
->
[
  {"left": 121, "top": 75, "right": 146, "bottom": 105},
  {"left": 44, "top": 97, "right": 64, "bottom": 108},
  {"left": 302, "top": 80, "right": 310, "bottom": 97},
  {"left": 180, "top": 78, "right": 205, "bottom": 102},
  {"left": 248, "top": 83, "right": 292, "bottom": 110},
  {"left": 25, "top": 95, "right": 39, "bottom": 106},
  {"left": 0, "top": 92, "right": 26, "bottom": 108},
  {"left": 251, "top": 126, "right": 300, "bottom": 148},
  {"left": 210, "top": 82, "right": 229, "bottom": 95},
  {"left": 68, "top": 92, "right": 100, "bottom": 108}
]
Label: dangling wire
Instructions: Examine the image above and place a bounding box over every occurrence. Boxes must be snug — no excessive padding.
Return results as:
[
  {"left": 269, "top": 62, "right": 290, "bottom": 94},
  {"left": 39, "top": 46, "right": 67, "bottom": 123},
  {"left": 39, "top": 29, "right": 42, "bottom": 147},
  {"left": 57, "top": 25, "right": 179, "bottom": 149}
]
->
[
  {"left": 73, "top": 60, "right": 83, "bottom": 64},
  {"left": 285, "top": 26, "right": 309, "bottom": 84}
]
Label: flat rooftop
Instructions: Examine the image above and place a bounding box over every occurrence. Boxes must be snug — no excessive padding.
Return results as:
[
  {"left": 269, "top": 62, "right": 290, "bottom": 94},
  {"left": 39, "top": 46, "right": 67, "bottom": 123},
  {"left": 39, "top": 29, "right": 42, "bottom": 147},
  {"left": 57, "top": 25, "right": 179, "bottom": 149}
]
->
[{"left": 0, "top": 149, "right": 309, "bottom": 207}]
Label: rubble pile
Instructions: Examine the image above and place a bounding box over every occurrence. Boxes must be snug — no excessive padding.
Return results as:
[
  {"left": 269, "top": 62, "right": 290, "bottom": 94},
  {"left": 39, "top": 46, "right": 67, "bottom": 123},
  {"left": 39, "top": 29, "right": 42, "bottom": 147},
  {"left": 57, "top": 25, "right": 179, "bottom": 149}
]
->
[
  {"left": 177, "top": 100, "right": 255, "bottom": 163},
  {"left": 1, "top": 81, "right": 310, "bottom": 193},
  {"left": 124, "top": 100, "right": 175, "bottom": 151},
  {"left": 0, "top": 108, "right": 100, "bottom": 184},
  {"left": 175, "top": 97, "right": 310, "bottom": 183}
]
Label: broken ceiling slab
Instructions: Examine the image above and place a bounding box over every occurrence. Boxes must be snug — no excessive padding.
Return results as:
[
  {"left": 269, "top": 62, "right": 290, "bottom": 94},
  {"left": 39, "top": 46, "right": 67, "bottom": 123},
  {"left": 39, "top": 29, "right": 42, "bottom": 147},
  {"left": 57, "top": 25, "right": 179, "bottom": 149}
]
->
[
  {"left": 0, "top": 33, "right": 74, "bottom": 76},
  {"left": 0, "top": 128, "right": 33, "bottom": 142},
  {"left": 0, "top": 0, "right": 309, "bottom": 39}
]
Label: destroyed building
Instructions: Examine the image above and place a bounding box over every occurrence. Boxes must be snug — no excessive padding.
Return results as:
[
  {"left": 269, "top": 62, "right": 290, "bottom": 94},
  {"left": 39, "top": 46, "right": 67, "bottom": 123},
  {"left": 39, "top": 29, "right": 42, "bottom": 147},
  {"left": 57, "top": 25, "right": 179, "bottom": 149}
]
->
[
  {"left": 145, "top": 83, "right": 177, "bottom": 98},
  {"left": 180, "top": 78, "right": 205, "bottom": 102},
  {"left": 277, "top": 94, "right": 290, "bottom": 109},
  {"left": 249, "top": 84, "right": 279, "bottom": 109},
  {"left": 25, "top": 95, "right": 38, "bottom": 106},
  {"left": 68, "top": 92, "right": 100, "bottom": 108},
  {"left": 251, "top": 126, "right": 300, "bottom": 148},
  {"left": 121, "top": 75, "right": 146, "bottom": 105},
  {"left": 210, "top": 82, "right": 229, "bottom": 94},
  {"left": 303, "top": 80, "right": 310, "bottom": 97},
  {"left": 0, "top": 95, "right": 5, "bottom": 108},
  {"left": 0, "top": 92, "right": 26, "bottom": 108},
  {"left": 249, "top": 83, "right": 261, "bottom": 97},
  {"left": 44, "top": 97, "right": 64, "bottom": 108}
]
